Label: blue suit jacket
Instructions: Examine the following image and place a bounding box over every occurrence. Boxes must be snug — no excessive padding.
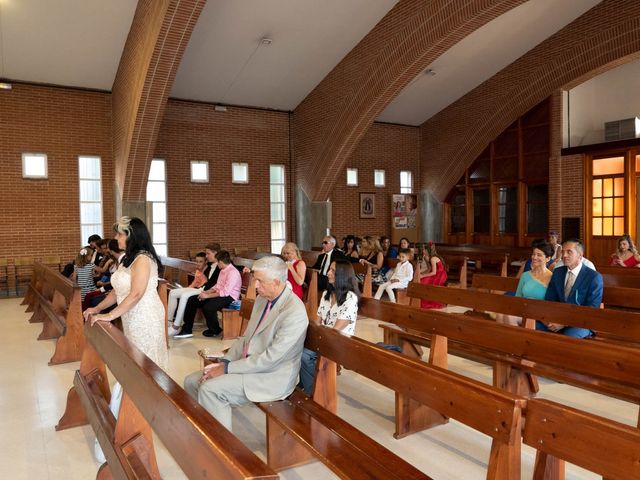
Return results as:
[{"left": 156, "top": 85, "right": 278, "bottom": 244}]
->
[{"left": 544, "top": 265, "right": 603, "bottom": 307}]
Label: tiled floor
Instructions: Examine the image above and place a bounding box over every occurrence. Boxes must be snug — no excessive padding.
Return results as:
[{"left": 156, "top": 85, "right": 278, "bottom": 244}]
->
[{"left": 2, "top": 296, "right": 631, "bottom": 479}]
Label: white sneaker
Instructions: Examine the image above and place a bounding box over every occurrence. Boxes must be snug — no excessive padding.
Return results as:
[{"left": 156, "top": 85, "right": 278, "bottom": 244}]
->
[{"left": 168, "top": 326, "right": 181, "bottom": 337}]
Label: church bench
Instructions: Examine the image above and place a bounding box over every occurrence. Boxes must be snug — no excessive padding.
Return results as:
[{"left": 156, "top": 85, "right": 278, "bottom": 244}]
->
[
  {"left": 407, "top": 283, "right": 640, "bottom": 344},
  {"left": 57, "top": 321, "right": 278, "bottom": 480},
  {"left": 362, "top": 295, "right": 640, "bottom": 427},
  {"left": 437, "top": 246, "right": 509, "bottom": 278},
  {"left": 258, "top": 389, "right": 433, "bottom": 480},
  {"left": 523, "top": 398, "right": 640, "bottom": 480},
  {"left": 159, "top": 255, "right": 197, "bottom": 288},
  {"left": 287, "top": 322, "right": 526, "bottom": 479},
  {"left": 439, "top": 253, "right": 469, "bottom": 288},
  {"left": 351, "top": 262, "right": 373, "bottom": 297},
  {"left": 25, "top": 261, "right": 85, "bottom": 365},
  {"left": 472, "top": 273, "right": 640, "bottom": 311}
]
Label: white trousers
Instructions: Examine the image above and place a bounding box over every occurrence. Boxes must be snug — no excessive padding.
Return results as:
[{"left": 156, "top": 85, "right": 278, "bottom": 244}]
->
[
  {"left": 374, "top": 281, "right": 405, "bottom": 303},
  {"left": 167, "top": 287, "right": 201, "bottom": 327}
]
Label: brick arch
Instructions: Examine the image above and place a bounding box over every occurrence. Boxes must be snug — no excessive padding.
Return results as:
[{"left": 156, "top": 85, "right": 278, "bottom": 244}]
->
[
  {"left": 421, "top": 0, "right": 640, "bottom": 202},
  {"left": 293, "top": 0, "right": 527, "bottom": 202},
  {"left": 112, "top": 0, "right": 205, "bottom": 205}
]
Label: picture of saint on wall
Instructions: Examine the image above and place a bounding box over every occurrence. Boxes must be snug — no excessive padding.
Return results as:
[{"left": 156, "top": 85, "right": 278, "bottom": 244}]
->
[{"left": 360, "top": 192, "right": 375, "bottom": 218}]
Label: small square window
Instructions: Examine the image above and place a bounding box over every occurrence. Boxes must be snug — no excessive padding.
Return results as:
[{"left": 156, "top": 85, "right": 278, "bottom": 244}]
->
[
  {"left": 22, "top": 153, "right": 48, "bottom": 179},
  {"left": 346, "top": 168, "right": 358, "bottom": 186},
  {"left": 191, "top": 161, "right": 209, "bottom": 183},
  {"left": 232, "top": 163, "right": 249, "bottom": 184},
  {"left": 374, "top": 169, "right": 385, "bottom": 187}
]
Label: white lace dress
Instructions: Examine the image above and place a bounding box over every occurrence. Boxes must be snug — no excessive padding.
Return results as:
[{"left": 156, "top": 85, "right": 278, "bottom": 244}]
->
[{"left": 110, "top": 252, "right": 168, "bottom": 370}]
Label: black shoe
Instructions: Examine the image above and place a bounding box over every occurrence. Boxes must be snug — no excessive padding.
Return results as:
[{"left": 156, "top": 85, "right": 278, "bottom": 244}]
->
[
  {"left": 173, "top": 330, "right": 193, "bottom": 339},
  {"left": 203, "top": 329, "right": 222, "bottom": 338}
]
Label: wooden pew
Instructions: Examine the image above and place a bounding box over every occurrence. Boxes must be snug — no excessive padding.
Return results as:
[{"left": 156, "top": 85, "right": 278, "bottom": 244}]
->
[
  {"left": 439, "top": 253, "right": 469, "bottom": 288},
  {"left": 472, "top": 273, "right": 640, "bottom": 310},
  {"left": 437, "top": 246, "right": 509, "bottom": 277},
  {"left": 361, "top": 297, "right": 640, "bottom": 411},
  {"left": 352, "top": 262, "right": 373, "bottom": 298},
  {"left": 598, "top": 265, "right": 640, "bottom": 289},
  {"left": 523, "top": 398, "right": 640, "bottom": 480},
  {"left": 25, "top": 261, "right": 85, "bottom": 365},
  {"left": 408, "top": 283, "right": 640, "bottom": 345},
  {"left": 259, "top": 322, "right": 525, "bottom": 479},
  {"left": 160, "top": 256, "right": 197, "bottom": 287},
  {"left": 56, "top": 321, "right": 278, "bottom": 479}
]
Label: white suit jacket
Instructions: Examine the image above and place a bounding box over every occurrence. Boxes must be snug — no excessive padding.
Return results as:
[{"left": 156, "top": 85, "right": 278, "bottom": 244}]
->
[{"left": 224, "top": 287, "right": 308, "bottom": 402}]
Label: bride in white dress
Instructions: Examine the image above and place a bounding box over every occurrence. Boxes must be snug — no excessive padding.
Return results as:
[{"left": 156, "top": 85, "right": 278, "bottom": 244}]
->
[{"left": 83, "top": 216, "right": 167, "bottom": 369}]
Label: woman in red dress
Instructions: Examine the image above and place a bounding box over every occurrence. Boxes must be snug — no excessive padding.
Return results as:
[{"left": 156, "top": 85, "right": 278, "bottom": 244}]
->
[
  {"left": 418, "top": 242, "right": 448, "bottom": 309},
  {"left": 610, "top": 234, "right": 640, "bottom": 268},
  {"left": 282, "top": 242, "right": 307, "bottom": 299}
]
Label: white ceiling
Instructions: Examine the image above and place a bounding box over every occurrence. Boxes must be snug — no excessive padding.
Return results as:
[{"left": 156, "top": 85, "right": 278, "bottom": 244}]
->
[
  {"left": 377, "top": 0, "right": 602, "bottom": 126},
  {"left": 0, "top": 0, "right": 137, "bottom": 91},
  {"left": 0, "top": 0, "right": 604, "bottom": 125},
  {"left": 170, "top": 0, "right": 398, "bottom": 110}
]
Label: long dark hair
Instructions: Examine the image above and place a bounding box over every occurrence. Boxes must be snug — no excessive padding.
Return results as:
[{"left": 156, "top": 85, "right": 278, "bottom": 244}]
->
[
  {"left": 324, "top": 259, "right": 360, "bottom": 306},
  {"left": 113, "top": 216, "right": 163, "bottom": 270}
]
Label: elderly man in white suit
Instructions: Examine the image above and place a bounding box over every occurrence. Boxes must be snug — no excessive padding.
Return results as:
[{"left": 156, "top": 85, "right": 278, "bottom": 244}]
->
[{"left": 184, "top": 255, "right": 308, "bottom": 431}]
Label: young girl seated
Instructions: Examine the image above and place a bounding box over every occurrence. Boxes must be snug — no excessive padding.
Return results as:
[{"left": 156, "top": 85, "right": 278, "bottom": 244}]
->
[
  {"left": 168, "top": 252, "right": 208, "bottom": 336},
  {"left": 71, "top": 247, "right": 95, "bottom": 302},
  {"left": 373, "top": 248, "right": 413, "bottom": 303}
]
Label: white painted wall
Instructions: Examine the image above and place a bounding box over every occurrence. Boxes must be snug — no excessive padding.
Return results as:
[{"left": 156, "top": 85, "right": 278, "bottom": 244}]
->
[{"left": 563, "top": 59, "right": 640, "bottom": 147}]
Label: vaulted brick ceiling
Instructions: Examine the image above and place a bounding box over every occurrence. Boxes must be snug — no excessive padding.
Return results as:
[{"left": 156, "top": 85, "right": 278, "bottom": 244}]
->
[
  {"left": 420, "top": 0, "right": 640, "bottom": 202},
  {"left": 112, "top": 0, "right": 206, "bottom": 203}
]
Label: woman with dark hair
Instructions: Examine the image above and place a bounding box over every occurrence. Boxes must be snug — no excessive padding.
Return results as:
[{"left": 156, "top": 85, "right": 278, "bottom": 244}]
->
[
  {"left": 299, "top": 259, "right": 360, "bottom": 395},
  {"left": 497, "top": 241, "right": 554, "bottom": 326},
  {"left": 83, "top": 216, "right": 167, "bottom": 370},
  {"left": 342, "top": 235, "right": 359, "bottom": 259},
  {"left": 610, "top": 234, "right": 640, "bottom": 267}
]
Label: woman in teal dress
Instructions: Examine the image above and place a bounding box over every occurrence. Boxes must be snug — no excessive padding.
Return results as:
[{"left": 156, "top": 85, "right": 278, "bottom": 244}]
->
[{"left": 497, "top": 242, "right": 554, "bottom": 326}]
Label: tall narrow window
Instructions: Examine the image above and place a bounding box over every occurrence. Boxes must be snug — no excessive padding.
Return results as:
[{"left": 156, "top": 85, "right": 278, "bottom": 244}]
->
[
  {"left": 146, "top": 159, "right": 168, "bottom": 256},
  {"left": 450, "top": 187, "right": 466, "bottom": 234},
  {"left": 473, "top": 188, "right": 490, "bottom": 234},
  {"left": 270, "top": 165, "right": 286, "bottom": 253},
  {"left": 497, "top": 186, "right": 517, "bottom": 234},
  {"left": 374, "top": 169, "right": 385, "bottom": 187},
  {"left": 592, "top": 156, "right": 624, "bottom": 237},
  {"left": 400, "top": 171, "right": 413, "bottom": 193},
  {"left": 527, "top": 184, "right": 548, "bottom": 234},
  {"left": 79, "top": 156, "right": 102, "bottom": 245}
]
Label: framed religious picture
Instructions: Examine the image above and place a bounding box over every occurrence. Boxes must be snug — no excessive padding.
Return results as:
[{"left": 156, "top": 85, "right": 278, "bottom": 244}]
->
[{"left": 359, "top": 192, "right": 375, "bottom": 218}]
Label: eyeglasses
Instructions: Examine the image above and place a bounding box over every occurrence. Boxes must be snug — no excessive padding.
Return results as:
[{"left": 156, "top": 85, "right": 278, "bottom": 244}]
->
[{"left": 322, "top": 241, "right": 330, "bottom": 244}]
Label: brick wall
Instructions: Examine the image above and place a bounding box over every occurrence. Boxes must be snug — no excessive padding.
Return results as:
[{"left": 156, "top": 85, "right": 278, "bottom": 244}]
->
[
  {"left": 0, "top": 83, "right": 114, "bottom": 290},
  {"left": 154, "top": 100, "right": 291, "bottom": 258},
  {"left": 559, "top": 154, "right": 585, "bottom": 240},
  {"left": 329, "top": 122, "right": 420, "bottom": 244}
]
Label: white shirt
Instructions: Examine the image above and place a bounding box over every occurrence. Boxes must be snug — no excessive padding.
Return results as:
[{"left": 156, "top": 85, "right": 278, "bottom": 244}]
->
[
  {"left": 555, "top": 257, "right": 596, "bottom": 271},
  {"left": 391, "top": 260, "right": 414, "bottom": 288}
]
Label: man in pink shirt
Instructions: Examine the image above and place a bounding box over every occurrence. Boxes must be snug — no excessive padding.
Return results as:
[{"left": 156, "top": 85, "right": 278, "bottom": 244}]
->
[{"left": 178, "top": 250, "right": 241, "bottom": 338}]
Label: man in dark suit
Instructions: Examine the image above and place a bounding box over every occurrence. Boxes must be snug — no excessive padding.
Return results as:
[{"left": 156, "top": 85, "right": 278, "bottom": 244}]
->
[
  {"left": 311, "top": 235, "right": 345, "bottom": 291},
  {"left": 541, "top": 238, "right": 603, "bottom": 338}
]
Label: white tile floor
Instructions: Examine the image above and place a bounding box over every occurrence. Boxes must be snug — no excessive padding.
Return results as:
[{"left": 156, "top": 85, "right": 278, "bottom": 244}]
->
[{"left": 1, "top": 296, "right": 630, "bottom": 479}]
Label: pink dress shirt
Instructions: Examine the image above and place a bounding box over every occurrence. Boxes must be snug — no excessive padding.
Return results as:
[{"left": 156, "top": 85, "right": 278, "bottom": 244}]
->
[{"left": 213, "top": 264, "right": 242, "bottom": 300}]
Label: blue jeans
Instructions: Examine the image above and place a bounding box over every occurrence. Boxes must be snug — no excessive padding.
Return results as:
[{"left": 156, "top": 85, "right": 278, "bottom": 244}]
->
[
  {"left": 535, "top": 320, "right": 593, "bottom": 339},
  {"left": 298, "top": 348, "right": 317, "bottom": 395}
]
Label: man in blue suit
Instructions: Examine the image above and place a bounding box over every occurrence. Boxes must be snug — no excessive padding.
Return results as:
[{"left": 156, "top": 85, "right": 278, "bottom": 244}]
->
[{"left": 540, "top": 238, "right": 603, "bottom": 338}]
